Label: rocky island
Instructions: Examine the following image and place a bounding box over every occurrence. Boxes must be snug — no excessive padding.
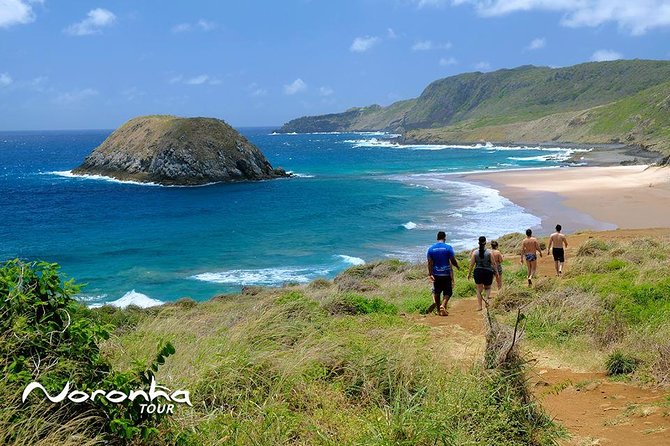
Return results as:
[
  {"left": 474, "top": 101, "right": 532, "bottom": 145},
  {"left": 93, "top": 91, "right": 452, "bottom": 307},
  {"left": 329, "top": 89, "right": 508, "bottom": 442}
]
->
[{"left": 73, "top": 115, "right": 289, "bottom": 185}]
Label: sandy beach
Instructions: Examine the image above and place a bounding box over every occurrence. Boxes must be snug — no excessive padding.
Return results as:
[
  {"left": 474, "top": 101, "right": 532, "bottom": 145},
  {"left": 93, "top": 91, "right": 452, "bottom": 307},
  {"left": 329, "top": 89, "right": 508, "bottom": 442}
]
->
[{"left": 463, "top": 165, "right": 670, "bottom": 233}]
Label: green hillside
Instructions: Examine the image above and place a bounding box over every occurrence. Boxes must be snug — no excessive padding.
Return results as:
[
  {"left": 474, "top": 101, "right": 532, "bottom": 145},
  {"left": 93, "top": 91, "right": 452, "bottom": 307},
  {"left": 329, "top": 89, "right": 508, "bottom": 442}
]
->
[
  {"left": 404, "top": 80, "right": 670, "bottom": 154},
  {"left": 278, "top": 59, "right": 670, "bottom": 153}
]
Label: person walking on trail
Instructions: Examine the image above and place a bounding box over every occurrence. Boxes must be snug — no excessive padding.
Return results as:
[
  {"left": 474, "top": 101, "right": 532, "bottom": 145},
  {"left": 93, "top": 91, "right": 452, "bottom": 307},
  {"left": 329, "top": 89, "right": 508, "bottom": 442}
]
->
[
  {"left": 490, "top": 240, "right": 504, "bottom": 289},
  {"left": 467, "top": 236, "right": 499, "bottom": 311},
  {"left": 547, "top": 224, "right": 568, "bottom": 277},
  {"left": 521, "top": 228, "right": 542, "bottom": 287},
  {"left": 427, "top": 231, "right": 460, "bottom": 316}
]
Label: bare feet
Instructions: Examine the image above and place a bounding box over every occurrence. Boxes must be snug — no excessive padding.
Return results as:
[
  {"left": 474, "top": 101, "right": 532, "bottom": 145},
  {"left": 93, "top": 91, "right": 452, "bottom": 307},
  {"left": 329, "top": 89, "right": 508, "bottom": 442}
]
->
[
  {"left": 439, "top": 306, "right": 448, "bottom": 316},
  {"left": 528, "top": 278, "right": 532, "bottom": 287}
]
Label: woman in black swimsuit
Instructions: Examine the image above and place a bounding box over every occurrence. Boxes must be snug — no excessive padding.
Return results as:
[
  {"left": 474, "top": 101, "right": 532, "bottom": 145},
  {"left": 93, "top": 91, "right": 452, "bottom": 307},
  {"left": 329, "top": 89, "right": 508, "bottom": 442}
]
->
[{"left": 467, "top": 236, "right": 499, "bottom": 311}]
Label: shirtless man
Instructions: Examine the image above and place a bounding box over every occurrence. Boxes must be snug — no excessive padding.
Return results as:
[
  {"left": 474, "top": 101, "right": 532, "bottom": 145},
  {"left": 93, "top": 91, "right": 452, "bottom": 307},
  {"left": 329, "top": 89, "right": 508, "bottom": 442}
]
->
[
  {"left": 547, "top": 224, "right": 568, "bottom": 277},
  {"left": 520, "top": 228, "right": 542, "bottom": 287}
]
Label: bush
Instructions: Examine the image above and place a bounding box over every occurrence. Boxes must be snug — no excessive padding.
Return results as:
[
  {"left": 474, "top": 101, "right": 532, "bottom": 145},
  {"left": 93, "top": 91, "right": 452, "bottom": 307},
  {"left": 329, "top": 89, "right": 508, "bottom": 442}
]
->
[
  {"left": 308, "top": 277, "right": 332, "bottom": 289},
  {"left": 323, "top": 293, "right": 398, "bottom": 316},
  {"left": 577, "top": 239, "right": 612, "bottom": 257},
  {"left": 606, "top": 351, "right": 639, "bottom": 375},
  {"left": 0, "top": 260, "right": 175, "bottom": 444}
]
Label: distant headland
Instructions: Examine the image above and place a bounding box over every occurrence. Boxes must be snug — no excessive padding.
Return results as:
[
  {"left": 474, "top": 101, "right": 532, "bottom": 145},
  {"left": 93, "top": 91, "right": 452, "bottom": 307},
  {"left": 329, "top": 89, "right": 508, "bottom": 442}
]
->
[
  {"left": 276, "top": 59, "right": 670, "bottom": 158},
  {"left": 73, "top": 115, "right": 289, "bottom": 186}
]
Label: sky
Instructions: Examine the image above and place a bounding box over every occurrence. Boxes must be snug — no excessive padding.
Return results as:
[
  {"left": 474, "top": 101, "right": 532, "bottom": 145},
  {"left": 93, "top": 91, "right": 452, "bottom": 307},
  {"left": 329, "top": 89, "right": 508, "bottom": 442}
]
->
[{"left": 1, "top": 0, "right": 669, "bottom": 130}]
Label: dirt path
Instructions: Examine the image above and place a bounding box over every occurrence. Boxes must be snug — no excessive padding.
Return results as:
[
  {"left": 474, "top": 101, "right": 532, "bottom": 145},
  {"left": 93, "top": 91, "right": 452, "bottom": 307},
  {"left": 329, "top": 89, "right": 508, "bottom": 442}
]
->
[{"left": 415, "top": 229, "right": 670, "bottom": 446}]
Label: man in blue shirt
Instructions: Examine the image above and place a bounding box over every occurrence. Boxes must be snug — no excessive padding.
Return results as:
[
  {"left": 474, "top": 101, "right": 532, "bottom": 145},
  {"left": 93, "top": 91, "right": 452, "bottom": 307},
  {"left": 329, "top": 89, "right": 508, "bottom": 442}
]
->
[{"left": 427, "top": 231, "right": 459, "bottom": 316}]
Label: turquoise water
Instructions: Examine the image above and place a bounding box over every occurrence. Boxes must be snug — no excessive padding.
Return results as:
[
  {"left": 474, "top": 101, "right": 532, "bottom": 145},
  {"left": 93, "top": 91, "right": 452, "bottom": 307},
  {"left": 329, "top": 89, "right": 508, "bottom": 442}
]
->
[{"left": 0, "top": 128, "right": 587, "bottom": 306}]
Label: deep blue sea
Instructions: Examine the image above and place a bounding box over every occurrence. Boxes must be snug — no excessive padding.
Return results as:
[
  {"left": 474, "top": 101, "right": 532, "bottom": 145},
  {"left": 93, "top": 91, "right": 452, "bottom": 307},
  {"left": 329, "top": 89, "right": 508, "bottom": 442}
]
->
[{"left": 0, "top": 128, "right": 588, "bottom": 307}]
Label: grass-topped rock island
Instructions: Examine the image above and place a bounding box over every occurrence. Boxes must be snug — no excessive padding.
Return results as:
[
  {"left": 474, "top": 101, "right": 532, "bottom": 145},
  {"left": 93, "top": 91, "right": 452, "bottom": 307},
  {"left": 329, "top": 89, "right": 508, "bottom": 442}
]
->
[{"left": 73, "top": 115, "right": 289, "bottom": 186}]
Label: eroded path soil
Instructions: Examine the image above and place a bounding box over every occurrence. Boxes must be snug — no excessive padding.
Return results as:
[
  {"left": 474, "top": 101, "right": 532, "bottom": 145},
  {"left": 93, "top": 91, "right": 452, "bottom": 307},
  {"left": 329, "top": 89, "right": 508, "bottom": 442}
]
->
[{"left": 413, "top": 229, "right": 670, "bottom": 446}]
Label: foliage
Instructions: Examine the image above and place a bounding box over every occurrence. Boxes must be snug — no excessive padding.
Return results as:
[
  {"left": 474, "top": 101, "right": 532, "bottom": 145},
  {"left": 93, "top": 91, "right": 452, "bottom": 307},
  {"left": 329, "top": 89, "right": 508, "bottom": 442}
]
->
[
  {"left": 0, "top": 260, "right": 175, "bottom": 444},
  {"left": 606, "top": 351, "right": 639, "bottom": 376}
]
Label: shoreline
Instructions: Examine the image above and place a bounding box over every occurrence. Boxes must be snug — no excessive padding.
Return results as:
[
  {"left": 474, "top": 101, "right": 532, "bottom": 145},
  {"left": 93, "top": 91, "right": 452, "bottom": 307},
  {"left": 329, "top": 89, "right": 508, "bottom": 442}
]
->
[{"left": 460, "top": 165, "right": 670, "bottom": 234}]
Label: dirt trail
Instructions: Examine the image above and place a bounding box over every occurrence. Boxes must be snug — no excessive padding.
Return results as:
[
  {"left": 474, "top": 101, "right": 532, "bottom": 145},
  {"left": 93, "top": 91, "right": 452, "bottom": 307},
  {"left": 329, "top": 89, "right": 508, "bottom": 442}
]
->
[{"left": 415, "top": 229, "right": 670, "bottom": 446}]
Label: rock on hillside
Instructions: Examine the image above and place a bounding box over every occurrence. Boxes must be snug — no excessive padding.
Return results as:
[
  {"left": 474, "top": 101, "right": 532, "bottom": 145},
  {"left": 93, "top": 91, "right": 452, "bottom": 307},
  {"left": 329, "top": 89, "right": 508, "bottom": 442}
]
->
[{"left": 73, "top": 115, "right": 289, "bottom": 185}]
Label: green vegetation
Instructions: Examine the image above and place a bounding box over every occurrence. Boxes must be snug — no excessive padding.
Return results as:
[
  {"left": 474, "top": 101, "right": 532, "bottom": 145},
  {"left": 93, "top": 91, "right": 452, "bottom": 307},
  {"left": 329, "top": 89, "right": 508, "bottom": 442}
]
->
[
  {"left": 491, "top": 235, "right": 670, "bottom": 384},
  {"left": 1, "top": 257, "right": 559, "bottom": 445},
  {"left": 279, "top": 60, "right": 670, "bottom": 155},
  {"left": 0, "top": 260, "right": 176, "bottom": 445},
  {"left": 7, "top": 231, "right": 670, "bottom": 444}
]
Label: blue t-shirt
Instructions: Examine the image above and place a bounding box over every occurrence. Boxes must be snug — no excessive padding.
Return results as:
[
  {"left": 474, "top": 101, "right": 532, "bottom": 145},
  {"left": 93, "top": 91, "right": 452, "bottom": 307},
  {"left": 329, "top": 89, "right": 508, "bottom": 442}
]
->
[{"left": 427, "top": 242, "right": 455, "bottom": 276}]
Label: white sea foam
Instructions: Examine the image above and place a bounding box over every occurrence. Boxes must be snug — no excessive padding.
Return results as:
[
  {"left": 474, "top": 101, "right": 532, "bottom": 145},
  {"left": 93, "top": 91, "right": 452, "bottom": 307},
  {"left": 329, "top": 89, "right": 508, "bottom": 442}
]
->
[
  {"left": 336, "top": 254, "right": 366, "bottom": 266},
  {"left": 345, "top": 139, "right": 594, "bottom": 157},
  {"left": 402, "top": 221, "right": 418, "bottom": 230},
  {"left": 385, "top": 172, "right": 541, "bottom": 251},
  {"left": 46, "top": 170, "right": 218, "bottom": 187},
  {"left": 191, "top": 268, "right": 322, "bottom": 286},
  {"left": 286, "top": 171, "right": 316, "bottom": 178},
  {"left": 89, "top": 290, "right": 164, "bottom": 309},
  {"left": 191, "top": 255, "right": 364, "bottom": 287}
]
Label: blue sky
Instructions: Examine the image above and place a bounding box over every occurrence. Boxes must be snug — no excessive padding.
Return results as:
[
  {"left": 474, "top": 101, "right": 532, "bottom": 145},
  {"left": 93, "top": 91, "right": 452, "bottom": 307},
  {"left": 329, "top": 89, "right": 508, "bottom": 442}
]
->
[{"left": 1, "top": 0, "right": 669, "bottom": 130}]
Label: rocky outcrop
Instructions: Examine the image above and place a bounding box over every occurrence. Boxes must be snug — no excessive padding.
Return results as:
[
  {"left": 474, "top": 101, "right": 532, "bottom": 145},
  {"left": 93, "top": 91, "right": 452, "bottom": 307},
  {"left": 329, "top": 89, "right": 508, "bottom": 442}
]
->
[{"left": 73, "top": 115, "right": 289, "bottom": 185}]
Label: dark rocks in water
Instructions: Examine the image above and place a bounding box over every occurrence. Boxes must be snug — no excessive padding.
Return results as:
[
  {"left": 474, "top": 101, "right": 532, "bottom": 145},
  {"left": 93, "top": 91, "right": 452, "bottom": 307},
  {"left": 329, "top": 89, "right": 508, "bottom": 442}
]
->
[{"left": 73, "top": 115, "right": 290, "bottom": 185}]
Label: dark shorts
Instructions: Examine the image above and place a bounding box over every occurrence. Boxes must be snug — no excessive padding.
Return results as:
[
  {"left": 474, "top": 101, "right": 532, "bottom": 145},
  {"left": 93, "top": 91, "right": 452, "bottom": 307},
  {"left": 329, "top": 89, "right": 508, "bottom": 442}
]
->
[
  {"left": 552, "top": 248, "right": 565, "bottom": 262},
  {"left": 525, "top": 253, "right": 537, "bottom": 262},
  {"left": 432, "top": 275, "right": 453, "bottom": 298},
  {"left": 473, "top": 268, "right": 494, "bottom": 286}
]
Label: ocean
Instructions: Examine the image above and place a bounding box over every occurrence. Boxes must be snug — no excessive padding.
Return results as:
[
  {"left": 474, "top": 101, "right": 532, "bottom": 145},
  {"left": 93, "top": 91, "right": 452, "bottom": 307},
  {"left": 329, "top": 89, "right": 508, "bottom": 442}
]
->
[{"left": 0, "top": 128, "right": 590, "bottom": 307}]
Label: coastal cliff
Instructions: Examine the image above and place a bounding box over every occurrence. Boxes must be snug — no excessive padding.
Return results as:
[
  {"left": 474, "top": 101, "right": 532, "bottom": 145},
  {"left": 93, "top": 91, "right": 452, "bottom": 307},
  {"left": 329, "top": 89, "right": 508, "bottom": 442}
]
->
[
  {"left": 277, "top": 60, "right": 670, "bottom": 155},
  {"left": 73, "top": 115, "right": 289, "bottom": 185}
]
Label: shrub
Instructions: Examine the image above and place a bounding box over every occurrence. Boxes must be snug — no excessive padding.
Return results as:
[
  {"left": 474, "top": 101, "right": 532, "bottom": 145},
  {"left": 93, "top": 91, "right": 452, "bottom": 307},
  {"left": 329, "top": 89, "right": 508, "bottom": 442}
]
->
[
  {"left": 173, "top": 297, "right": 198, "bottom": 309},
  {"left": 323, "top": 293, "right": 398, "bottom": 316},
  {"left": 577, "top": 239, "right": 612, "bottom": 257},
  {"left": 606, "top": 351, "right": 639, "bottom": 375},
  {"left": 0, "top": 260, "right": 175, "bottom": 444},
  {"left": 334, "top": 274, "right": 379, "bottom": 292},
  {"left": 308, "top": 277, "right": 332, "bottom": 289}
]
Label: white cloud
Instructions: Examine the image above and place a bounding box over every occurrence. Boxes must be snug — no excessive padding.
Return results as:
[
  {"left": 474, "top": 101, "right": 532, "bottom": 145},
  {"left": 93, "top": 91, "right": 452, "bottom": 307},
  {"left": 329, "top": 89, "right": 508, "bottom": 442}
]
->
[
  {"left": 413, "top": 0, "right": 449, "bottom": 7},
  {"left": 0, "top": 72, "right": 12, "bottom": 87},
  {"left": 441, "top": 0, "right": 670, "bottom": 35},
  {"left": 526, "top": 37, "right": 546, "bottom": 50},
  {"left": 171, "top": 23, "right": 191, "bottom": 33},
  {"left": 121, "top": 87, "right": 145, "bottom": 102},
  {"left": 319, "top": 86, "right": 334, "bottom": 96},
  {"left": 387, "top": 28, "right": 398, "bottom": 39},
  {"left": 196, "top": 19, "right": 216, "bottom": 31},
  {"left": 591, "top": 49, "right": 623, "bottom": 61},
  {"left": 439, "top": 56, "right": 458, "bottom": 66},
  {"left": 186, "top": 75, "right": 209, "bottom": 85},
  {"left": 64, "top": 8, "right": 116, "bottom": 36},
  {"left": 411, "top": 40, "right": 452, "bottom": 51},
  {"left": 169, "top": 74, "right": 220, "bottom": 86},
  {"left": 284, "top": 78, "right": 307, "bottom": 95},
  {"left": 350, "top": 36, "right": 381, "bottom": 53},
  {"left": 172, "top": 19, "right": 216, "bottom": 33},
  {"left": 475, "top": 61, "right": 491, "bottom": 71},
  {"left": 53, "top": 88, "right": 98, "bottom": 105},
  {"left": 0, "top": 0, "right": 35, "bottom": 28}
]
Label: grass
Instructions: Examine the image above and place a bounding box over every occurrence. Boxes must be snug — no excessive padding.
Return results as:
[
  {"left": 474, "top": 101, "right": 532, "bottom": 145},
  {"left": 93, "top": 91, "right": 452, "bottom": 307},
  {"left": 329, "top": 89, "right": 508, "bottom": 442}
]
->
[
  {"left": 490, "top": 234, "right": 670, "bottom": 384},
  {"left": 13, "top": 230, "right": 670, "bottom": 444},
  {"left": 91, "top": 259, "right": 559, "bottom": 445}
]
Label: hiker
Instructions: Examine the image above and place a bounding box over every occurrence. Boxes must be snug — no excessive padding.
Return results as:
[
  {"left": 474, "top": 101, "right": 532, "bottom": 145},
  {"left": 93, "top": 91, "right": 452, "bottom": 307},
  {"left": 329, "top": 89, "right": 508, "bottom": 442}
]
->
[
  {"left": 427, "top": 231, "right": 460, "bottom": 316},
  {"left": 490, "top": 240, "right": 504, "bottom": 289},
  {"left": 547, "top": 224, "right": 568, "bottom": 277},
  {"left": 467, "top": 236, "right": 499, "bottom": 311},
  {"left": 520, "top": 228, "right": 542, "bottom": 286}
]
